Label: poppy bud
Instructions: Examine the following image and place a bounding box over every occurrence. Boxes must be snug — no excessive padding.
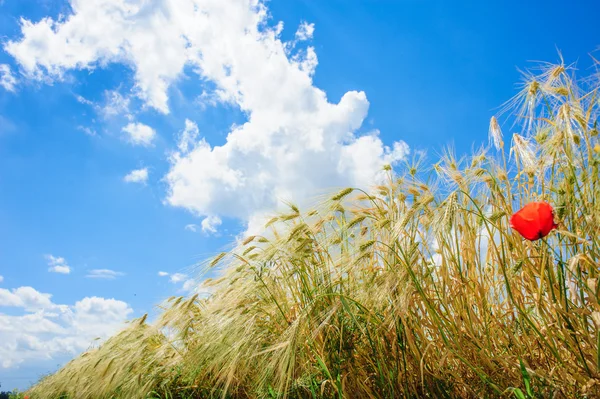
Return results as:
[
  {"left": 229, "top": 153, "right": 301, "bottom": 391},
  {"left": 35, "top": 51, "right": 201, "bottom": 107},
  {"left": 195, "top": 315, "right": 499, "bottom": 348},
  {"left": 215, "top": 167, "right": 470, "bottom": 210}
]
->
[{"left": 510, "top": 202, "right": 558, "bottom": 241}]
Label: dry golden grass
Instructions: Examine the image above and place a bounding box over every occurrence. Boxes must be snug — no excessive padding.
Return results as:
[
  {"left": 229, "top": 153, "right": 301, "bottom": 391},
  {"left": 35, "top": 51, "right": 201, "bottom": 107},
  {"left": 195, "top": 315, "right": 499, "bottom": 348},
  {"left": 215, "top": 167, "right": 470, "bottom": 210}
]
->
[{"left": 26, "top": 58, "right": 600, "bottom": 398}]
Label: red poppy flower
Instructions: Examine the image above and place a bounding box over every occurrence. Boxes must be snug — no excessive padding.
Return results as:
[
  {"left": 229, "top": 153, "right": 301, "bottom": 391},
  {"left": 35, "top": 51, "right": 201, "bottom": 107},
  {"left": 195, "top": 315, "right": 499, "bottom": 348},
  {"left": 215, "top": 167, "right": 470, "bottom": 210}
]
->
[{"left": 510, "top": 201, "right": 558, "bottom": 241}]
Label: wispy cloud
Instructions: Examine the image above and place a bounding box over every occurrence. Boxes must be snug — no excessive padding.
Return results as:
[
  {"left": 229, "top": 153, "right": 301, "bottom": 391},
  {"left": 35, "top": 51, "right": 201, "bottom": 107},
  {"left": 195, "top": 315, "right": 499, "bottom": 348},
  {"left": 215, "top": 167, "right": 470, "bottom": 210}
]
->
[
  {"left": 77, "top": 125, "right": 97, "bottom": 137},
  {"left": 45, "top": 255, "right": 71, "bottom": 274},
  {"left": 0, "top": 64, "right": 17, "bottom": 92},
  {"left": 75, "top": 94, "right": 94, "bottom": 106},
  {"left": 102, "top": 90, "right": 132, "bottom": 120},
  {"left": 184, "top": 224, "right": 198, "bottom": 232},
  {"left": 158, "top": 272, "right": 197, "bottom": 294},
  {"left": 85, "top": 269, "right": 125, "bottom": 280},
  {"left": 169, "top": 273, "right": 187, "bottom": 284},
  {"left": 182, "top": 279, "right": 197, "bottom": 292},
  {"left": 123, "top": 168, "right": 149, "bottom": 184},
  {"left": 177, "top": 119, "right": 200, "bottom": 153},
  {"left": 158, "top": 271, "right": 198, "bottom": 294}
]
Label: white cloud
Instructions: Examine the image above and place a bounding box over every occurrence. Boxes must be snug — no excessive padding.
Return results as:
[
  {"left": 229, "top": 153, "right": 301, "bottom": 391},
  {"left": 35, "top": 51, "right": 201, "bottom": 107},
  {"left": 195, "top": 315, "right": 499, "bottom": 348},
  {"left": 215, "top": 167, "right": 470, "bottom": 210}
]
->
[
  {"left": 6, "top": 0, "right": 409, "bottom": 235},
  {"left": 85, "top": 269, "right": 125, "bottom": 279},
  {"left": 77, "top": 125, "right": 97, "bottom": 137},
  {"left": 196, "top": 90, "right": 224, "bottom": 110},
  {"left": 123, "top": 167, "right": 149, "bottom": 184},
  {"left": 4, "top": 1, "right": 194, "bottom": 113},
  {"left": 158, "top": 274, "right": 199, "bottom": 294},
  {"left": 184, "top": 224, "right": 198, "bottom": 232},
  {"left": 160, "top": 272, "right": 199, "bottom": 293},
  {"left": 183, "top": 278, "right": 217, "bottom": 298},
  {"left": 295, "top": 21, "right": 315, "bottom": 41},
  {"left": 50, "top": 265, "right": 71, "bottom": 274},
  {"left": 102, "top": 90, "right": 132, "bottom": 119},
  {"left": 0, "top": 275, "right": 3, "bottom": 283},
  {"left": 45, "top": 255, "right": 71, "bottom": 275},
  {"left": 182, "top": 279, "right": 197, "bottom": 292},
  {"left": 177, "top": 119, "right": 200, "bottom": 153},
  {"left": 0, "top": 287, "right": 56, "bottom": 311},
  {"left": 76, "top": 90, "right": 132, "bottom": 120},
  {"left": 169, "top": 273, "right": 187, "bottom": 284},
  {"left": 75, "top": 94, "right": 93, "bottom": 105},
  {"left": 122, "top": 123, "right": 156, "bottom": 147},
  {"left": 292, "top": 46, "right": 318, "bottom": 77},
  {"left": 0, "top": 286, "right": 132, "bottom": 369},
  {"left": 201, "top": 215, "right": 222, "bottom": 235},
  {"left": 0, "top": 64, "right": 17, "bottom": 92}
]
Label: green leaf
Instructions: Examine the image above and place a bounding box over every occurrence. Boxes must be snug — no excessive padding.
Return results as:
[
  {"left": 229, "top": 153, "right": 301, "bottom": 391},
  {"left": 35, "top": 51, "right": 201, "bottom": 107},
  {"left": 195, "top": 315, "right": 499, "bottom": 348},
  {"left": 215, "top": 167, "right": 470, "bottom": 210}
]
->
[
  {"left": 513, "top": 388, "right": 527, "bottom": 399},
  {"left": 519, "top": 358, "right": 533, "bottom": 397}
]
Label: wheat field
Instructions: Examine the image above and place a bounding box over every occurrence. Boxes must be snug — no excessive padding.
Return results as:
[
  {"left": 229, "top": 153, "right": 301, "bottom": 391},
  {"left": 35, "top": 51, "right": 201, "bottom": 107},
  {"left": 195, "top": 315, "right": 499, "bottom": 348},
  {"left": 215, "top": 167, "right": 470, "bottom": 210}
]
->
[{"left": 21, "top": 58, "right": 600, "bottom": 398}]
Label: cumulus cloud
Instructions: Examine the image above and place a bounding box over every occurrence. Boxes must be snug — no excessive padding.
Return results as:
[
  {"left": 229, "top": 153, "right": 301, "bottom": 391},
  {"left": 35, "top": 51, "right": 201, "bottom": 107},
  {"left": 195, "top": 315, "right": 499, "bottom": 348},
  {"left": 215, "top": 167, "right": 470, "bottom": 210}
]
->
[
  {"left": 201, "top": 215, "right": 222, "bottom": 235},
  {"left": 85, "top": 269, "right": 125, "bottom": 279},
  {"left": 123, "top": 167, "right": 149, "bottom": 184},
  {"left": 157, "top": 271, "right": 169, "bottom": 277},
  {"left": 0, "top": 64, "right": 17, "bottom": 92},
  {"left": 4, "top": 1, "right": 194, "bottom": 113},
  {"left": 0, "top": 287, "right": 56, "bottom": 311},
  {"left": 6, "top": 0, "right": 409, "bottom": 235},
  {"left": 122, "top": 123, "right": 156, "bottom": 147},
  {"left": 45, "top": 255, "right": 71, "bottom": 274},
  {"left": 0, "top": 286, "right": 132, "bottom": 369}
]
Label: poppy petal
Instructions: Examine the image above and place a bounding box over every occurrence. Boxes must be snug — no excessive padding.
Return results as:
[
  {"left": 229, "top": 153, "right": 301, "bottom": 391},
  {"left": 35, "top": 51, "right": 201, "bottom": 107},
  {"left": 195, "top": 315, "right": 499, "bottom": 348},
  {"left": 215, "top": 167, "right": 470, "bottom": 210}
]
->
[{"left": 510, "top": 201, "right": 557, "bottom": 241}]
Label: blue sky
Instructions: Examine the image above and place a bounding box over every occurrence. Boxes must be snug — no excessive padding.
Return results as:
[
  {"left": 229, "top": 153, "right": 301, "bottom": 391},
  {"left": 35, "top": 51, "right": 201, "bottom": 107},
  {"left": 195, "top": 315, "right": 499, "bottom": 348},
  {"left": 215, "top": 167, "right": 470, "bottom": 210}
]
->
[{"left": 0, "top": 0, "right": 598, "bottom": 391}]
